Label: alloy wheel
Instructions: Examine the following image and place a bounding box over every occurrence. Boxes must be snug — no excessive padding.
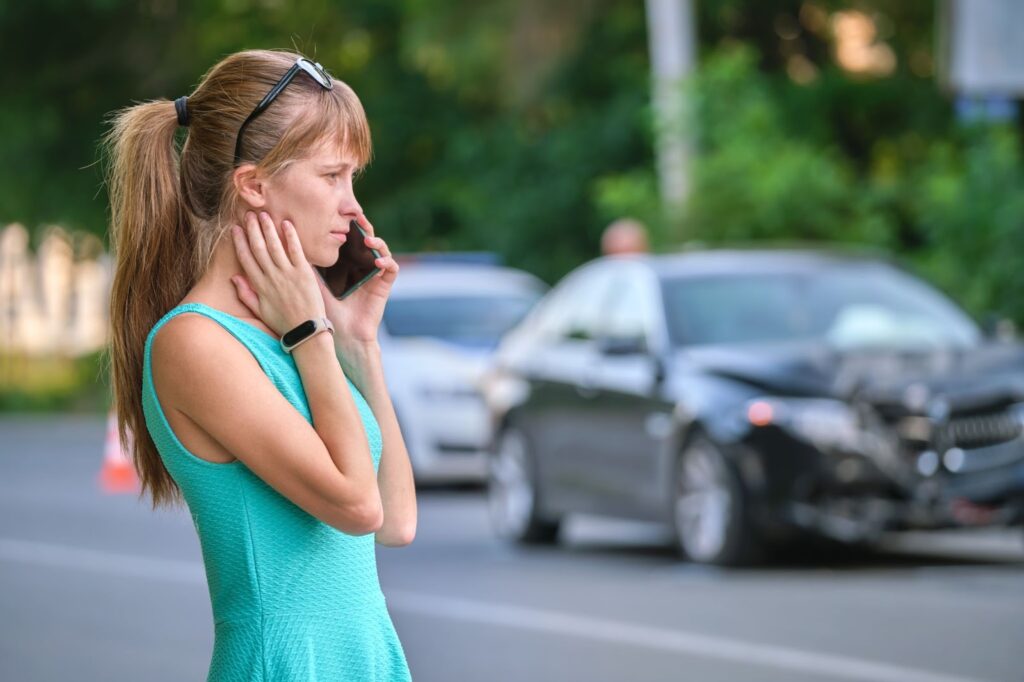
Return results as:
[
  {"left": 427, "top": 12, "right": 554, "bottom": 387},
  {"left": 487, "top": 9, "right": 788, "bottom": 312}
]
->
[{"left": 674, "top": 438, "right": 734, "bottom": 563}]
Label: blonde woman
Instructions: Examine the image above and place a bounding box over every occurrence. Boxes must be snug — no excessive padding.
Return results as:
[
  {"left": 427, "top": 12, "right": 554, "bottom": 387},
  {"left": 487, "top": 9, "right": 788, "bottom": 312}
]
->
[{"left": 104, "top": 49, "right": 416, "bottom": 680}]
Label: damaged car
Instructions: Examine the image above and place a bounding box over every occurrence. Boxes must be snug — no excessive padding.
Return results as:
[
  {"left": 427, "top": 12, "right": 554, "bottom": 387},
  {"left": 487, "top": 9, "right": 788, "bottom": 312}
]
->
[{"left": 481, "top": 249, "right": 1024, "bottom": 566}]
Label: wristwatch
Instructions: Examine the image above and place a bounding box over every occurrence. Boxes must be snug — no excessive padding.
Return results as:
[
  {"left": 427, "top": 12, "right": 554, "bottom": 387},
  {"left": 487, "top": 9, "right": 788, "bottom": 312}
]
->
[{"left": 280, "top": 317, "right": 335, "bottom": 354}]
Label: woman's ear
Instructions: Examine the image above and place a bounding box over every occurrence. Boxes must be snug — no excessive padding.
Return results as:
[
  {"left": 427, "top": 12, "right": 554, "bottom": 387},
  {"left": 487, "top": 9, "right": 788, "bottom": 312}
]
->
[{"left": 232, "top": 164, "right": 267, "bottom": 209}]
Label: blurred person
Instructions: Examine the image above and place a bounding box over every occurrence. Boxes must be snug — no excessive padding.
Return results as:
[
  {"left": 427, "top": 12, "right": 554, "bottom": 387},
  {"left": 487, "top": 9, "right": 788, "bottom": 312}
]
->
[
  {"left": 103, "top": 49, "right": 414, "bottom": 680},
  {"left": 600, "top": 217, "right": 649, "bottom": 256}
]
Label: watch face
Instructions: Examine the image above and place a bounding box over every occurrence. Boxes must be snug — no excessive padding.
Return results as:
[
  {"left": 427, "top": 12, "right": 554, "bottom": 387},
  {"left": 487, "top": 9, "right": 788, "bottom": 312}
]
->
[{"left": 282, "top": 319, "right": 318, "bottom": 347}]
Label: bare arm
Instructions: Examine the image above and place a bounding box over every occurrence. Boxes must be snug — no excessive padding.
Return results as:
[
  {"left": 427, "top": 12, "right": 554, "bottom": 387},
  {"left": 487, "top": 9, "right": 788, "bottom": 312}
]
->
[
  {"left": 154, "top": 314, "right": 383, "bottom": 535},
  {"left": 337, "top": 340, "right": 418, "bottom": 547},
  {"left": 291, "top": 332, "right": 384, "bottom": 529}
]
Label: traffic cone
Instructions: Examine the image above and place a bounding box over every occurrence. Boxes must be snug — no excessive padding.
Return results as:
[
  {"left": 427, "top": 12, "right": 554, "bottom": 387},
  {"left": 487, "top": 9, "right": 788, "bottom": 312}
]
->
[{"left": 99, "top": 410, "right": 139, "bottom": 494}]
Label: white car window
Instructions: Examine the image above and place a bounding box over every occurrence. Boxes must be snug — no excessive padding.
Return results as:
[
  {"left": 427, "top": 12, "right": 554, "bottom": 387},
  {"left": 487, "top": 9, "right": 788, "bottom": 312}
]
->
[
  {"left": 529, "top": 264, "right": 616, "bottom": 344},
  {"left": 602, "top": 268, "right": 656, "bottom": 342}
]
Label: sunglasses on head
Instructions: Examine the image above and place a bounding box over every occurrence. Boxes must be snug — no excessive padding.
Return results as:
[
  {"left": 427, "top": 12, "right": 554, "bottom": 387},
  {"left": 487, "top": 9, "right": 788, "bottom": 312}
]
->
[{"left": 233, "top": 57, "right": 333, "bottom": 166}]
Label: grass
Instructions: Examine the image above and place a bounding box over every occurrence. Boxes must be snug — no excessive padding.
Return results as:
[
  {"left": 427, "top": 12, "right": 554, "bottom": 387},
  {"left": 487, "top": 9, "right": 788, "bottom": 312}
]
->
[{"left": 0, "top": 350, "right": 110, "bottom": 413}]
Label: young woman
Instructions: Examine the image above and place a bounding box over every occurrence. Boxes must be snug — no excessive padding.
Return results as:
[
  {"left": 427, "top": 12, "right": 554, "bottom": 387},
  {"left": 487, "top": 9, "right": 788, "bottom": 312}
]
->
[{"left": 104, "top": 49, "right": 416, "bottom": 680}]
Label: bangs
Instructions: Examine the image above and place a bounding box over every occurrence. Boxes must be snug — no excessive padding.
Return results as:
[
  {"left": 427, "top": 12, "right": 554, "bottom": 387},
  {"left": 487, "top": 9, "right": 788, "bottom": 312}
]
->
[{"left": 262, "top": 78, "right": 372, "bottom": 173}]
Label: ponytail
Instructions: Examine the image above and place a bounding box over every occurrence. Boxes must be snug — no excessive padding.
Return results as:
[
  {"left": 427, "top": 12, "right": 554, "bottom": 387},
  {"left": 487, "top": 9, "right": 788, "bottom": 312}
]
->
[
  {"left": 103, "top": 99, "right": 193, "bottom": 508},
  {"left": 100, "top": 49, "right": 373, "bottom": 510}
]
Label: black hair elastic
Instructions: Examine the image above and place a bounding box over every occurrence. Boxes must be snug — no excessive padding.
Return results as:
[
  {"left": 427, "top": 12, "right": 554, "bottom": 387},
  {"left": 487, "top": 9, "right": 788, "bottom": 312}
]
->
[{"left": 174, "top": 96, "right": 190, "bottom": 127}]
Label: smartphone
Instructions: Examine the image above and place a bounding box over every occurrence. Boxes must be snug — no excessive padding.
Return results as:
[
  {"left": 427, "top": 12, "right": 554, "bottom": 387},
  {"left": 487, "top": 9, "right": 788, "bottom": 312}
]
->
[{"left": 315, "top": 220, "right": 382, "bottom": 299}]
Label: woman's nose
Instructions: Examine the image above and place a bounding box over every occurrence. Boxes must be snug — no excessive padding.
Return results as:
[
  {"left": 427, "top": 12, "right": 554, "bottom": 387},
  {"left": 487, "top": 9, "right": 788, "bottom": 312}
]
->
[{"left": 340, "top": 197, "right": 362, "bottom": 220}]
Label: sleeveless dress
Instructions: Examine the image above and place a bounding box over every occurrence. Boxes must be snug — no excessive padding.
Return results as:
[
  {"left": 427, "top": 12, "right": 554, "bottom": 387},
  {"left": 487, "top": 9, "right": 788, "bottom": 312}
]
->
[{"left": 141, "top": 302, "right": 413, "bottom": 681}]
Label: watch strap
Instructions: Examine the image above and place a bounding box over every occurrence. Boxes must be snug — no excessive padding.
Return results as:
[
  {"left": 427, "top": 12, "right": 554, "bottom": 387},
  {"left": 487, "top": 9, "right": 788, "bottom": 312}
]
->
[{"left": 280, "top": 317, "right": 335, "bottom": 354}]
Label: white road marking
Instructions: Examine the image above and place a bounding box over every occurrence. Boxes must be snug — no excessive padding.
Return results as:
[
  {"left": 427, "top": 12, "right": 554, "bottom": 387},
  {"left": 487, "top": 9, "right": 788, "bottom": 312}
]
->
[
  {"left": 0, "top": 537, "right": 996, "bottom": 682},
  {"left": 384, "top": 589, "right": 990, "bottom": 682},
  {"left": 0, "top": 537, "right": 205, "bottom": 584}
]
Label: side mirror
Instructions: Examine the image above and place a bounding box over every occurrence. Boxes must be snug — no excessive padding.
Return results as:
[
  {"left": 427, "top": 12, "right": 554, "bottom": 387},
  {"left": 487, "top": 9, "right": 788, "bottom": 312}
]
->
[
  {"left": 982, "top": 313, "right": 1016, "bottom": 342},
  {"left": 648, "top": 353, "right": 668, "bottom": 389},
  {"left": 597, "top": 335, "right": 647, "bottom": 356}
]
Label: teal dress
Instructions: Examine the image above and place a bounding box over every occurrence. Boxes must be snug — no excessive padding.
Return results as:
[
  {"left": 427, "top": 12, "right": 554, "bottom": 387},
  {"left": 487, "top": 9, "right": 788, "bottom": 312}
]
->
[{"left": 141, "top": 302, "right": 412, "bottom": 681}]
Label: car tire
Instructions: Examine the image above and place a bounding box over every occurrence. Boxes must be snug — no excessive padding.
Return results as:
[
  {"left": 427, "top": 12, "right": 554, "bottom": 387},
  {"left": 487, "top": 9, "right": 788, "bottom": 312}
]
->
[
  {"left": 671, "top": 433, "right": 761, "bottom": 566},
  {"left": 487, "top": 425, "right": 561, "bottom": 545}
]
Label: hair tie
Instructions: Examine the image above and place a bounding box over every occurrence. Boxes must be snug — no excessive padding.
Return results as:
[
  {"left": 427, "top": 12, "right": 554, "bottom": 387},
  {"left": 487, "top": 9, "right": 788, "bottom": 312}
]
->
[{"left": 174, "top": 96, "right": 190, "bottom": 127}]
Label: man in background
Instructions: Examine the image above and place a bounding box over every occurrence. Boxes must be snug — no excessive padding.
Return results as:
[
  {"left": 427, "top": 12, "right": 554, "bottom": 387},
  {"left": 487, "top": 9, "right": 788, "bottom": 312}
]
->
[{"left": 600, "top": 217, "right": 649, "bottom": 256}]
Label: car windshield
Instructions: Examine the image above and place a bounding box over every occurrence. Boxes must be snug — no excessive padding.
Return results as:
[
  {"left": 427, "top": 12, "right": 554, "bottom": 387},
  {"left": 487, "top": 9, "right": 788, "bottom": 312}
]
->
[
  {"left": 662, "top": 264, "right": 982, "bottom": 350},
  {"left": 383, "top": 295, "right": 539, "bottom": 345}
]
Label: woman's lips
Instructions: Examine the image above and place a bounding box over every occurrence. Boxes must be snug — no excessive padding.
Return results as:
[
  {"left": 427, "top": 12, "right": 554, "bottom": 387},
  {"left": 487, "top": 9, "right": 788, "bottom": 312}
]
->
[{"left": 329, "top": 231, "right": 348, "bottom": 242}]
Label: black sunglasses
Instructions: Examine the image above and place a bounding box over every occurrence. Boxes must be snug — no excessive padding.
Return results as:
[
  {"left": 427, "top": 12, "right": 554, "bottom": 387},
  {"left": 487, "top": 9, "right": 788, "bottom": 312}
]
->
[{"left": 233, "top": 57, "right": 333, "bottom": 166}]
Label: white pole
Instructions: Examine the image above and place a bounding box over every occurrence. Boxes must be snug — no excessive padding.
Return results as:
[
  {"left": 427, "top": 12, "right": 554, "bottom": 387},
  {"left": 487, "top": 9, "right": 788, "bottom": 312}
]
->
[{"left": 645, "top": 0, "right": 696, "bottom": 210}]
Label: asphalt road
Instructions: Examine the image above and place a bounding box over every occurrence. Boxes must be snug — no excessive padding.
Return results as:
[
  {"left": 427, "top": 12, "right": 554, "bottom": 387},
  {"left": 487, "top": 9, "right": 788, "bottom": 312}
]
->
[{"left": 1, "top": 414, "right": 1022, "bottom": 682}]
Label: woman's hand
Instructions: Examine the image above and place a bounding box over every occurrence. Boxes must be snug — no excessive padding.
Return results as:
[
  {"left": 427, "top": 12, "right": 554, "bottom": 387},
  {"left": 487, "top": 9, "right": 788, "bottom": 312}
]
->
[
  {"left": 316, "top": 212, "right": 400, "bottom": 346},
  {"left": 230, "top": 211, "right": 326, "bottom": 336}
]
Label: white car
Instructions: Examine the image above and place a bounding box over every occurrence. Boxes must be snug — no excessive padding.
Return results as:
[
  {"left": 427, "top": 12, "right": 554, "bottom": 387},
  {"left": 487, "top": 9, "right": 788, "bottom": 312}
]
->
[{"left": 380, "top": 259, "right": 547, "bottom": 485}]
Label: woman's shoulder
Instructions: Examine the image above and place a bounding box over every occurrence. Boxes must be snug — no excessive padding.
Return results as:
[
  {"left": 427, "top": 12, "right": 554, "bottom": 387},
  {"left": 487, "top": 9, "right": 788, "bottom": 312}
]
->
[
  {"left": 150, "top": 309, "right": 243, "bottom": 381},
  {"left": 149, "top": 307, "right": 267, "bottom": 414}
]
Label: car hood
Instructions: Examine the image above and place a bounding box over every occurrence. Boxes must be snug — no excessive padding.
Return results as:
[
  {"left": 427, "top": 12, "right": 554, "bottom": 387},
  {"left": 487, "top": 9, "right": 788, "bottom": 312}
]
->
[
  {"left": 383, "top": 336, "right": 494, "bottom": 388},
  {"left": 675, "top": 340, "right": 1024, "bottom": 408}
]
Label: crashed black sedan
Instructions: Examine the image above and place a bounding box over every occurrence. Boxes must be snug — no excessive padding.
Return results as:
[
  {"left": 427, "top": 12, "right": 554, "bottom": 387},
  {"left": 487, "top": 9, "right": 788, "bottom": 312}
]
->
[{"left": 481, "top": 249, "right": 1024, "bottom": 566}]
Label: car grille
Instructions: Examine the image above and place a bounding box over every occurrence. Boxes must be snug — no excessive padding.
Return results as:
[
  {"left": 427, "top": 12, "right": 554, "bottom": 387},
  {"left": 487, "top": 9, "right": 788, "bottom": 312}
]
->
[
  {"left": 942, "top": 410, "right": 1023, "bottom": 449},
  {"left": 896, "top": 407, "right": 1024, "bottom": 449}
]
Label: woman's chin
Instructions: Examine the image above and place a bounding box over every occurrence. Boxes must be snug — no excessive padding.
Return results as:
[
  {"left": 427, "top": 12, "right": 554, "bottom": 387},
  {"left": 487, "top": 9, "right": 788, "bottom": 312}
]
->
[{"left": 311, "top": 250, "right": 341, "bottom": 269}]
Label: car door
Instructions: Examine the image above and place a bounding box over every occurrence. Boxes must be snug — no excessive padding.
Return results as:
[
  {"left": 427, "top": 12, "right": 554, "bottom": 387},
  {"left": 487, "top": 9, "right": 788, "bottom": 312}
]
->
[
  {"left": 585, "top": 265, "right": 675, "bottom": 519},
  {"left": 519, "top": 263, "right": 618, "bottom": 513}
]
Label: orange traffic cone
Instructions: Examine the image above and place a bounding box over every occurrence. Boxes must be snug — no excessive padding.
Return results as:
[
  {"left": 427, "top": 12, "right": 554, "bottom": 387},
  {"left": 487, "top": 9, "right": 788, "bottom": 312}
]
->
[{"left": 99, "top": 410, "right": 139, "bottom": 494}]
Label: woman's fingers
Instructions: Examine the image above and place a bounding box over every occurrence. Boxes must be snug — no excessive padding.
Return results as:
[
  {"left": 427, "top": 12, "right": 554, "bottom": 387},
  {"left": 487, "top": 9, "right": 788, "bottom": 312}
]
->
[
  {"left": 355, "top": 212, "right": 375, "bottom": 238},
  {"left": 244, "top": 211, "right": 275, "bottom": 274},
  {"left": 231, "top": 222, "right": 264, "bottom": 285},
  {"left": 230, "top": 274, "right": 261, "bottom": 317},
  {"left": 365, "top": 234, "right": 390, "bottom": 257},
  {"left": 359, "top": 226, "right": 397, "bottom": 279},
  {"left": 282, "top": 220, "right": 306, "bottom": 268},
  {"left": 374, "top": 255, "right": 399, "bottom": 278},
  {"left": 259, "top": 212, "right": 292, "bottom": 270}
]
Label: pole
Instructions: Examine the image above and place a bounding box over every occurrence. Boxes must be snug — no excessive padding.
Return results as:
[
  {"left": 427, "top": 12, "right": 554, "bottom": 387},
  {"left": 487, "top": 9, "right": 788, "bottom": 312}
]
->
[{"left": 645, "top": 0, "right": 696, "bottom": 211}]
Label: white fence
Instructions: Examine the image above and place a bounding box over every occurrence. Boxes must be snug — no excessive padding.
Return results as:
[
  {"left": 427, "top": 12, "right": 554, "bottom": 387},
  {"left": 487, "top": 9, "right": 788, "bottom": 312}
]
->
[{"left": 0, "top": 223, "right": 110, "bottom": 357}]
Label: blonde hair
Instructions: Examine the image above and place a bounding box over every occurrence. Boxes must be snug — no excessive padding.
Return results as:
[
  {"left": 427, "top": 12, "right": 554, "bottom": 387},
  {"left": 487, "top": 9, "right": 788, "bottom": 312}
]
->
[{"left": 102, "top": 49, "right": 372, "bottom": 508}]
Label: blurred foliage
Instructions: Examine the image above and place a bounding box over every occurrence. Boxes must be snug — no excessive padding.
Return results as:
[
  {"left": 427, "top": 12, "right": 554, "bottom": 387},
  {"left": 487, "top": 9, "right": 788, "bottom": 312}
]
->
[
  {"left": 665, "top": 41, "right": 1024, "bottom": 326},
  {"left": 1, "top": 0, "right": 1022, "bottom": 331},
  {"left": 0, "top": 351, "right": 110, "bottom": 412},
  {"left": 0, "top": 0, "right": 653, "bottom": 283},
  {"left": 912, "top": 125, "right": 1024, "bottom": 322},
  {"left": 680, "top": 46, "right": 892, "bottom": 246}
]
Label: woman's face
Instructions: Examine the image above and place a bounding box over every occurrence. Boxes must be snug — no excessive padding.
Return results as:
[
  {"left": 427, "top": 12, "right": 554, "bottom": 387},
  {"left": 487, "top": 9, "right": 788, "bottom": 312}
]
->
[{"left": 260, "top": 142, "right": 364, "bottom": 268}]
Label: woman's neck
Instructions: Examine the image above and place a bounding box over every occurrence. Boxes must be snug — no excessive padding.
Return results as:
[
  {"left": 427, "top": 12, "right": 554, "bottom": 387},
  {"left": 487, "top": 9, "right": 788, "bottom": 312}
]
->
[{"left": 180, "top": 230, "right": 264, "bottom": 326}]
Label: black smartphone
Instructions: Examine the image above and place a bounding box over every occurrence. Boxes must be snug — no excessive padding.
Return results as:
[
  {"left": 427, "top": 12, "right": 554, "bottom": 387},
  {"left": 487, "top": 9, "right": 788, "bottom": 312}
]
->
[{"left": 315, "top": 220, "right": 382, "bottom": 299}]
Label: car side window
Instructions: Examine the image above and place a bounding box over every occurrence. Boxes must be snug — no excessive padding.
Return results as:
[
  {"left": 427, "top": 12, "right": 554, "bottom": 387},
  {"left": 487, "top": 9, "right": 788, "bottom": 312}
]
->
[
  {"left": 602, "top": 270, "right": 654, "bottom": 342},
  {"left": 531, "top": 265, "right": 615, "bottom": 343}
]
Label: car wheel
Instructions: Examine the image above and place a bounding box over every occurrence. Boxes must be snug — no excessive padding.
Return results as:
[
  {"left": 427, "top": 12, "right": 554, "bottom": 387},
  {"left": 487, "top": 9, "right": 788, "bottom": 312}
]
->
[
  {"left": 487, "top": 425, "right": 561, "bottom": 545},
  {"left": 671, "top": 433, "right": 760, "bottom": 566}
]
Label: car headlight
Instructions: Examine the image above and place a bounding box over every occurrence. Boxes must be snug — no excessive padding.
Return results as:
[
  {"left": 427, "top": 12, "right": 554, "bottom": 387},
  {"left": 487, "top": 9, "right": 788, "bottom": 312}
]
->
[
  {"left": 479, "top": 368, "right": 529, "bottom": 413},
  {"left": 745, "top": 397, "right": 866, "bottom": 452}
]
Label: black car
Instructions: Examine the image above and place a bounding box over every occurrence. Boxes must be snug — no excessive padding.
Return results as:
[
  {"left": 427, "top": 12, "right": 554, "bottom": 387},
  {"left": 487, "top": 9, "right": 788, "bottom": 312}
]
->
[{"left": 480, "top": 249, "right": 1024, "bottom": 566}]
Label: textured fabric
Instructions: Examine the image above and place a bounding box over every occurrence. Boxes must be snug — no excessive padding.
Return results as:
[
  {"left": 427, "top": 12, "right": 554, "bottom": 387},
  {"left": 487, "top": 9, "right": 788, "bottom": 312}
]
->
[{"left": 141, "top": 302, "right": 412, "bottom": 681}]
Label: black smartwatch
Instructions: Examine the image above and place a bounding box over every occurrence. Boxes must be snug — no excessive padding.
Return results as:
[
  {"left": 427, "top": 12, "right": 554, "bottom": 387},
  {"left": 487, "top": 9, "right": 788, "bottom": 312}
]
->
[{"left": 280, "top": 317, "right": 335, "bottom": 354}]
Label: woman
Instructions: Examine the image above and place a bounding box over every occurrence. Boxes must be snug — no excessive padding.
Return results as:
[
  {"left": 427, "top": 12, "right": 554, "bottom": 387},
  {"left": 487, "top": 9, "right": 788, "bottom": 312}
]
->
[{"left": 104, "top": 49, "right": 416, "bottom": 680}]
